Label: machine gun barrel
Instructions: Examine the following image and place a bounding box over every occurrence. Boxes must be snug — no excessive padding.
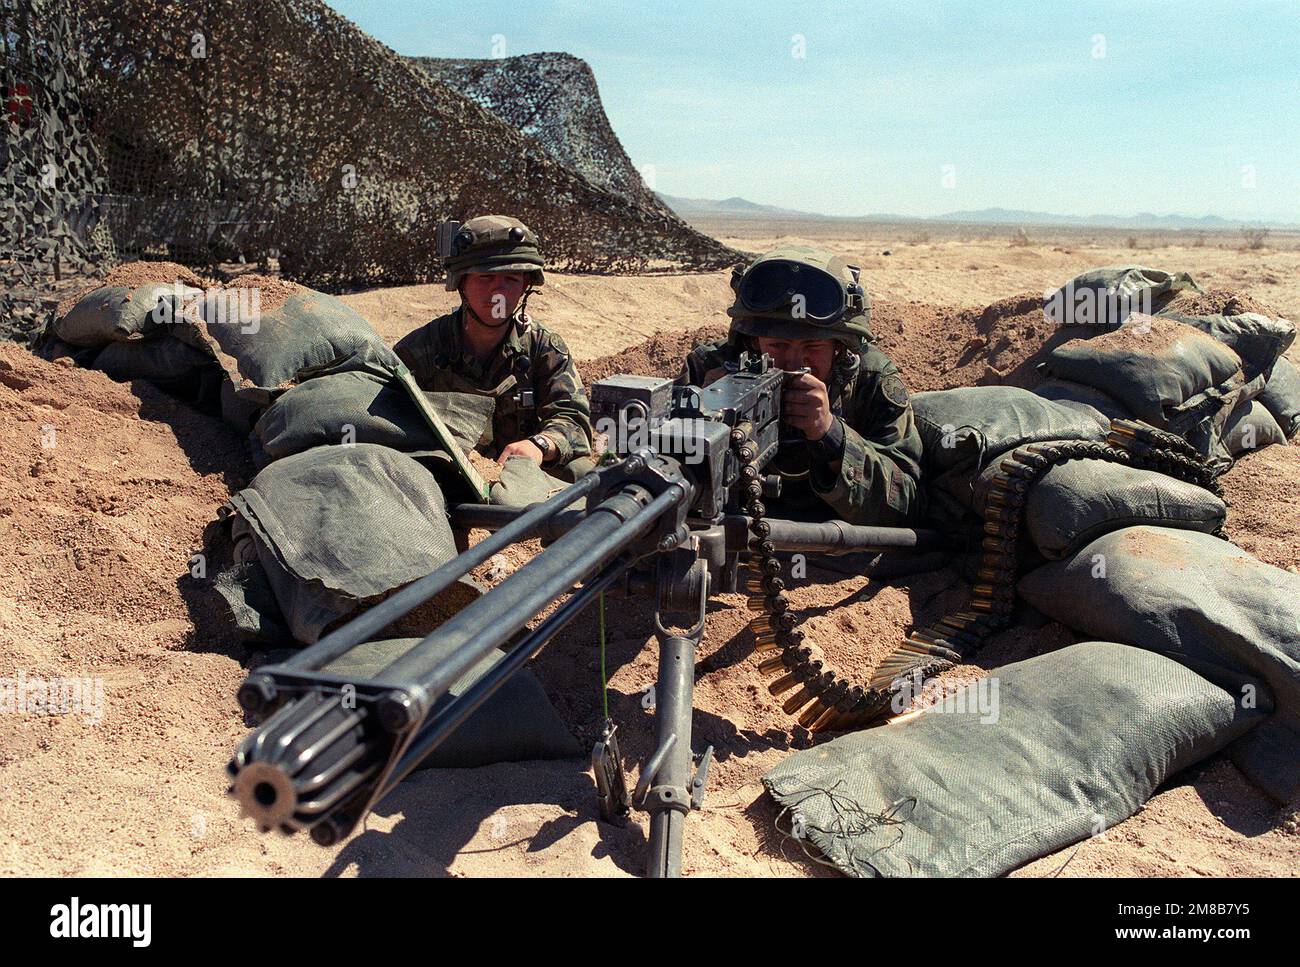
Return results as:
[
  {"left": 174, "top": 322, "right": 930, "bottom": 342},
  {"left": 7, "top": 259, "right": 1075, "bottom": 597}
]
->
[
  {"left": 723, "top": 516, "right": 947, "bottom": 555},
  {"left": 379, "top": 483, "right": 684, "bottom": 695},
  {"left": 267, "top": 468, "right": 608, "bottom": 678},
  {"left": 228, "top": 458, "right": 691, "bottom": 844},
  {"left": 452, "top": 505, "right": 947, "bottom": 558}
]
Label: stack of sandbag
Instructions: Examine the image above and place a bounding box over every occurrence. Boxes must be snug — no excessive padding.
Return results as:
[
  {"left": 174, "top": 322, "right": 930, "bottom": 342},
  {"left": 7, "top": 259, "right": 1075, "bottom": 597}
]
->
[
  {"left": 1154, "top": 308, "right": 1298, "bottom": 452},
  {"left": 249, "top": 359, "right": 497, "bottom": 468},
  {"left": 1254, "top": 356, "right": 1300, "bottom": 439},
  {"left": 1019, "top": 526, "right": 1300, "bottom": 804},
  {"left": 35, "top": 279, "right": 220, "bottom": 400},
  {"left": 980, "top": 457, "right": 1227, "bottom": 561},
  {"left": 165, "top": 278, "right": 403, "bottom": 430},
  {"left": 914, "top": 384, "right": 1233, "bottom": 574},
  {"left": 762, "top": 641, "right": 1262, "bottom": 877},
  {"left": 1036, "top": 265, "right": 1296, "bottom": 460},
  {"left": 44, "top": 267, "right": 579, "bottom": 769},
  {"left": 1036, "top": 312, "right": 1250, "bottom": 464},
  {"left": 217, "top": 443, "right": 460, "bottom": 644},
  {"left": 37, "top": 270, "right": 404, "bottom": 431}
]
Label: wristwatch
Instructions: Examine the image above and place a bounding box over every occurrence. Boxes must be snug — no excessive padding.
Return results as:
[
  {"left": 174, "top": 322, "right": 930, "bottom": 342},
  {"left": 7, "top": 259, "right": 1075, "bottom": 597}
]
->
[{"left": 529, "top": 433, "right": 554, "bottom": 461}]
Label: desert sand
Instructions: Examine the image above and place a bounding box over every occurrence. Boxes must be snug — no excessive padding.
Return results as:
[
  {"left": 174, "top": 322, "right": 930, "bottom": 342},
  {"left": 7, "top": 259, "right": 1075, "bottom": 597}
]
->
[{"left": 2, "top": 222, "right": 1297, "bottom": 877}]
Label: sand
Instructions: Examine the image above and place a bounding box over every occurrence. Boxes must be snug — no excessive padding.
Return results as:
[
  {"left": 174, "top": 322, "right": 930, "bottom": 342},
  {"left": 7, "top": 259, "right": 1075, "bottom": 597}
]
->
[{"left": 3, "top": 225, "right": 1298, "bottom": 877}]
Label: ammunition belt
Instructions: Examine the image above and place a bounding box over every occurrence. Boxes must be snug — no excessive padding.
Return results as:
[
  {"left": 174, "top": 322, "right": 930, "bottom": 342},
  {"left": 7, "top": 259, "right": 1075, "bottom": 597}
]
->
[{"left": 745, "top": 418, "right": 1224, "bottom": 733}]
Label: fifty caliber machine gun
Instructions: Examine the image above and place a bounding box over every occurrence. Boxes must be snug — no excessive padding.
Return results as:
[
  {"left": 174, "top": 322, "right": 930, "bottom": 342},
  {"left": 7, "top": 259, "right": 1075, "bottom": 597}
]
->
[{"left": 228, "top": 353, "right": 946, "bottom": 877}]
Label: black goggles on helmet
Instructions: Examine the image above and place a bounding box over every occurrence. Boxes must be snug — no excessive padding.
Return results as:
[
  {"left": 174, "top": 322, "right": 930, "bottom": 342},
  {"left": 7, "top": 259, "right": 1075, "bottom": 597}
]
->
[{"left": 736, "top": 260, "right": 863, "bottom": 323}]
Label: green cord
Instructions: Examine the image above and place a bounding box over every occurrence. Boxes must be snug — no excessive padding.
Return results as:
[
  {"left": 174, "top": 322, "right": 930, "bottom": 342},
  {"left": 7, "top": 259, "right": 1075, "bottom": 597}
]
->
[{"left": 599, "top": 590, "right": 609, "bottom": 721}]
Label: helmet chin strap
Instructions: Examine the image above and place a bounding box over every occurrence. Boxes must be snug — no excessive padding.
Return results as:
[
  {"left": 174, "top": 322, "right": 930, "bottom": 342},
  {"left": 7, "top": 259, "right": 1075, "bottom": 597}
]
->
[{"left": 460, "top": 282, "right": 534, "bottom": 331}]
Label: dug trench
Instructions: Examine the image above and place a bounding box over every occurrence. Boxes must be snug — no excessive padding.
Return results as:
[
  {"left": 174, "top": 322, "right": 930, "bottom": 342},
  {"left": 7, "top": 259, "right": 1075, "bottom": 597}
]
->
[{"left": 1, "top": 287, "right": 1296, "bottom": 877}]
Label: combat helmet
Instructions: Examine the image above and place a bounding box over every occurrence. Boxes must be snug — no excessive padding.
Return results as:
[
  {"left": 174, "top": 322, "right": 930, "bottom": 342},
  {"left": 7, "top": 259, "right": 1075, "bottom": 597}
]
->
[
  {"left": 440, "top": 215, "right": 545, "bottom": 292},
  {"left": 726, "top": 245, "right": 871, "bottom": 348}
]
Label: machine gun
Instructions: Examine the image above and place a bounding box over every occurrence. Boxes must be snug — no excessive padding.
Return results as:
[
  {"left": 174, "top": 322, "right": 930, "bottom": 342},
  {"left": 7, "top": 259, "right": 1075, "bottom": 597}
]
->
[{"left": 227, "top": 353, "right": 946, "bottom": 877}]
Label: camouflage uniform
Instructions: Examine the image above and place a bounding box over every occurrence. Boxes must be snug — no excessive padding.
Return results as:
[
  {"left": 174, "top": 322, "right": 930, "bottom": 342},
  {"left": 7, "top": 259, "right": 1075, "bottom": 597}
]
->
[
  {"left": 395, "top": 309, "right": 593, "bottom": 467},
  {"left": 395, "top": 213, "right": 593, "bottom": 471},
  {"left": 680, "top": 246, "right": 923, "bottom": 525}
]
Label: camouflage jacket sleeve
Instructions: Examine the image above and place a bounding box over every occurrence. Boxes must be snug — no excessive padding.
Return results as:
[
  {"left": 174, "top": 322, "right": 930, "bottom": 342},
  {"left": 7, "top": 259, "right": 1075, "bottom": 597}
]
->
[
  {"left": 531, "top": 330, "right": 593, "bottom": 465},
  {"left": 809, "top": 354, "right": 924, "bottom": 526},
  {"left": 393, "top": 318, "right": 441, "bottom": 386}
]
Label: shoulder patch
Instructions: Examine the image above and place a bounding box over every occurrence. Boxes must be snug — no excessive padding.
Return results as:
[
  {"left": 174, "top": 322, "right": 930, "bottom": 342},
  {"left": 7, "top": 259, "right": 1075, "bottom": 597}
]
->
[{"left": 881, "top": 374, "right": 910, "bottom": 408}]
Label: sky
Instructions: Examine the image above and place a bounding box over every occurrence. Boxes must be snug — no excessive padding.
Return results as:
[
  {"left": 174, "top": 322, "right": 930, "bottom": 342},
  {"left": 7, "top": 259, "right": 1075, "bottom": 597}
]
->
[{"left": 325, "top": 0, "right": 1300, "bottom": 221}]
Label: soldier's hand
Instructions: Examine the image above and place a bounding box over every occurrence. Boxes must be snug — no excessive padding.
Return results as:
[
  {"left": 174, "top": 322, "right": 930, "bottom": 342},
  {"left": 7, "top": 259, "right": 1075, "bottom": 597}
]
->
[
  {"left": 782, "top": 372, "right": 834, "bottom": 441},
  {"left": 498, "top": 439, "right": 545, "bottom": 465},
  {"left": 702, "top": 366, "right": 728, "bottom": 387}
]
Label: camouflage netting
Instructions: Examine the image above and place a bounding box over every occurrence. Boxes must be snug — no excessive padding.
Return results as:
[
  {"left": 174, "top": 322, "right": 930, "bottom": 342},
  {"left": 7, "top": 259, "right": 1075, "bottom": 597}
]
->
[
  {"left": 1, "top": 2, "right": 114, "bottom": 337},
  {"left": 3, "top": 0, "right": 739, "bottom": 339},
  {"left": 411, "top": 53, "right": 670, "bottom": 215}
]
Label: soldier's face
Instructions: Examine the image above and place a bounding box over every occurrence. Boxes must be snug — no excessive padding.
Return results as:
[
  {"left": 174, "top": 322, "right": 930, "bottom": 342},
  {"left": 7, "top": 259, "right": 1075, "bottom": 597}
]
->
[
  {"left": 462, "top": 272, "right": 528, "bottom": 324},
  {"left": 755, "top": 338, "right": 837, "bottom": 384}
]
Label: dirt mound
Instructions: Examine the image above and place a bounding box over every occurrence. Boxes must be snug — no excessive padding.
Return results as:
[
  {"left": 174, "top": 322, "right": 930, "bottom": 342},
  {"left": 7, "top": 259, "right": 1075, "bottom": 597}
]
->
[
  {"left": 583, "top": 324, "right": 728, "bottom": 383},
  {"left": 1164, "top": 287, "right": 1286, "bottom": 319},
  {"left": 217, "top": 274, "right": 303, "bottom": 315},
  {"left": 865, "top": 296, "right": 1040, "bottom": 392},
  {"left": 54, "top": 261, "right": 214, "bottom": 319},
  {"left": 0, "top": 343, "right": 259, "bottom": 875},
  {"left": 579, "top": 292, "right": 1066, "bottom": 395}
]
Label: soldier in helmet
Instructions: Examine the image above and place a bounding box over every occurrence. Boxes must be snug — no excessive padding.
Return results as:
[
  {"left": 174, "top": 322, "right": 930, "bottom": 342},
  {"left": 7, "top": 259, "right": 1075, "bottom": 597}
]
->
[
  {"left": 395, "top": 215, "right": 594, "bottom": 477},
  {"left": 679, "top": 246, "right": 923, "bottom": 525}
]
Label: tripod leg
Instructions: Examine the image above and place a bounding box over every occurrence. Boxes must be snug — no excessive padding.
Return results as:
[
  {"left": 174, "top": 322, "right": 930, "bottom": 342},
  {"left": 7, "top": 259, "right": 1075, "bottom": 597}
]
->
[{"left": 644, "top": 630, "right": 698, "bottom": 878}]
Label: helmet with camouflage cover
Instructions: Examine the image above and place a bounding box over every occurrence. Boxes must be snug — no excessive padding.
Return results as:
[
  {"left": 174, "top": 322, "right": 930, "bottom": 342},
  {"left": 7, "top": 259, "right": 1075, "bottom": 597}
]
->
[
  {"left": 442, "top": 215, "right": 546, "bottom": 292},
  {"left": 726, "top": 245, "right": 871, "bottom": 348}
]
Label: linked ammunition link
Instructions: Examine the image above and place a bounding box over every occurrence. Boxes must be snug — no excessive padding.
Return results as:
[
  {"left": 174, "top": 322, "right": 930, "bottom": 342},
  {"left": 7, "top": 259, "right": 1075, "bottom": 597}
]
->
[{"left": 749, "top": 417, "right": 1224, "bottom": 733}]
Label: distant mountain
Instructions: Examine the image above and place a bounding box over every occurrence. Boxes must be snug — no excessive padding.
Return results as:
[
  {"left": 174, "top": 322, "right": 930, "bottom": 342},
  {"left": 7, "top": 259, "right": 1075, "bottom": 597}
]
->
[
  {"left": 659, "top": 195, "right": 1298, "bottom": 230},
  {"left": 932, "top": 208, "right": 1297, "bottom": 229},
  {"left": 657, "top": 194, "right": 832, "bottom": 220}
]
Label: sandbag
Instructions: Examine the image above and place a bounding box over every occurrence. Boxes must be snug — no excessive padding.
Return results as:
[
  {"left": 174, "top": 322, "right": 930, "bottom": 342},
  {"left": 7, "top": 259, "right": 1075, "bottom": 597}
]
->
[
  {"left": 253, "top": 369, "right": 435, "bottom": 462},
  {"left": 53, "top": 282, "right": 201, "bottom": 347},
  {"left": 93, "top": 335, "right": 216, "bottom": 383},
  {"left": 252, "top": 369, "right": 499, "bottom": 466},
  {"left": 174, "top": 287, "right": 399, "bottom": 414},
  {"left": 1018, "top": 526, "right": 1300, "bottom": 802},
  {"left": 226, "top": 444, "right": 458, "bottom": 644},
  {"left": 913, "top": 387, "right": 1110, "bottom": 527},
  {"left": 762, "top": 641, "right": 1261, "bottom": 877},
  {"left": 1022, "top": 459, "right": 1226, "bottom": 559},
  {"left": 911, "top": 386, "right": 1108, "bottom": 474},
  {"left": 430, "top": 391, "right": 498, "bottom": 451},
  {"left": 1043, "top": 265, "right": 1201, "bottom": 327},
  {"left": 31, "top": 333, "right": 103, "bottom": 368},
  {"left": 212, "top": 553, "right": 292, "bottom": 645},
  {"left": 1257, "top": 357, "right": 1300, "bottom": 438},
  {"left": 1221, "top": 400, "right": 1287, "bottom": 456},
  {"left": 323, "top": 639, "right": 580, "bottom": 767},
  {"left": 1039, "top": 314, "right": 1242, "bottom": 426},
  {"left": 1032, "top": 377, "right": 1132, "bottom": 423},
  {"left": 1157, "top": 311, "right": 1295, "bottom": 383}
]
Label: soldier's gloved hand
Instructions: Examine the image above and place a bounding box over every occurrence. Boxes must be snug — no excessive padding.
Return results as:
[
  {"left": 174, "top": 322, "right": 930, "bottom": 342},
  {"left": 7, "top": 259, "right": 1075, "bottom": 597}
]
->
[
  {"left": 782, "top": 371, "right": 834, "bottom": 441},
  {"left": 498, "top": 439, "right": 545, "bottom": 465}
]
